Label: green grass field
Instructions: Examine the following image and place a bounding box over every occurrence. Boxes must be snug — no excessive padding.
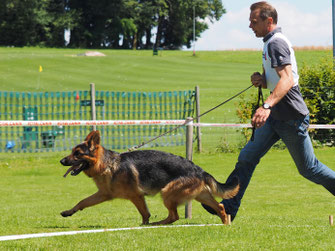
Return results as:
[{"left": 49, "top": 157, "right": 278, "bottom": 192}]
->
[
  {"left": 0, "top": 47, "right": 331, "bottom": 124},
  {"left": 0, "top": 148, "right": 334, "bottom": 250},
  {"left": 0, "top": 48, "right": 334, "bottom": 249},
  {"left": 1, "top": 47, "right": 332, "bottom": 151}
]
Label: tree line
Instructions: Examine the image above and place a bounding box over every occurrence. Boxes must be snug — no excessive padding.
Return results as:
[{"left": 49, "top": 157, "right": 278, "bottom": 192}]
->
[{"left": 0, "top": 0, "right": 225, "bottom": 49}]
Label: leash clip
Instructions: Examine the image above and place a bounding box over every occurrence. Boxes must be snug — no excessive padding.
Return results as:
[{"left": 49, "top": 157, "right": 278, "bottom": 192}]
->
[{"left": 250, "top": 86, "right": 264, "bottom": 141}]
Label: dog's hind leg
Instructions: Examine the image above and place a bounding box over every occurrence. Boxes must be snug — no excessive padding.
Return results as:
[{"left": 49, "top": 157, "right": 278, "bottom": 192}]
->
[
  {"left": 150, "top": 200, "right": 179, "bottom": 225},
  {"left": 151, "top": 178, "right": 203, "bottom": 225},
  {"left": 129, "top": 195, "right": 151, "bottom": 225},
  {"left": 195, "top": 192, "right": 228, "bottom": 224}
]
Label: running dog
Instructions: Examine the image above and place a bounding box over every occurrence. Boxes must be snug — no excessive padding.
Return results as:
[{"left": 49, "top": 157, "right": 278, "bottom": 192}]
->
[{"left": 60, "top": 130, "right": 239, "bottom": 225}]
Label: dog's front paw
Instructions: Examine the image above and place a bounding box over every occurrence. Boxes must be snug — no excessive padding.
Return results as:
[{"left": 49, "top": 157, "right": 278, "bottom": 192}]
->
[{"left": 61, "top": 210, "right": 73, "bottom": 217}]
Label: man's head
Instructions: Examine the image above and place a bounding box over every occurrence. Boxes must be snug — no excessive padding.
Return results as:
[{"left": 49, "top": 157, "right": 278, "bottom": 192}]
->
[{"left": 249, "top": 1, "right": 277, "bottom": 38}]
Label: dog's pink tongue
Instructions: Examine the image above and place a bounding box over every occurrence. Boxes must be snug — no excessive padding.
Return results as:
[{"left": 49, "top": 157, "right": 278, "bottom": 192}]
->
[{"left": 63, "top": 166, "right": 75, "bottom": 178}]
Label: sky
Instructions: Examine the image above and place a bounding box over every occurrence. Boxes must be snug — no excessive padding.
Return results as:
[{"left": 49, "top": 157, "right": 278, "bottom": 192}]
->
[{"left": 194, "top": 0, "right": 332, "bottom": 50}]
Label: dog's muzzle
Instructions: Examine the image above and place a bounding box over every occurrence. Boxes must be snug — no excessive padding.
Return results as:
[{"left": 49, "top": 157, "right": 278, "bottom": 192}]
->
[{"left": 60, "top": 158, "right": 88, "bottom": 177}]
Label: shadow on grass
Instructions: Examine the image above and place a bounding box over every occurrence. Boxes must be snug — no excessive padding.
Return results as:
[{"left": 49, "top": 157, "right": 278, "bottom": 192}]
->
[
  {"left": 43, "top": 226, "right": 71, "bottom": 230},
  {"left": 79, "top": 225, "right": 106, "bottom": 229}
]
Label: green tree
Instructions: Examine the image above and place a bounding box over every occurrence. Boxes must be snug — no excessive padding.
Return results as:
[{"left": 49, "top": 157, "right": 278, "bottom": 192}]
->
[
  {"left": 67, "top": 0, "right": 106, "bottom": 48},
  {"left": 67, "top": 0, "right": 225, "bottom": 49},
  {"left": 0, "top": 0, "right": 76, "bottom": 47},
  {"left": 0, "top": 0, "right": 226, "bottom": 49},
  {"left": 155, "top": 0, "right": 225, "bottom": 49},
  {"left": 45, "top": 0, "right": 77, "bottom": 47},
  {"left": 0, "top": 0, "right": 40, "bottom": 46}
]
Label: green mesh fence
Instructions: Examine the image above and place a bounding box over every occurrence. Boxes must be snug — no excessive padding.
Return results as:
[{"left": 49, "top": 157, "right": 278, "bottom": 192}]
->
[{"left": 0, "top": 90, "right": 196, "bottom": 153}]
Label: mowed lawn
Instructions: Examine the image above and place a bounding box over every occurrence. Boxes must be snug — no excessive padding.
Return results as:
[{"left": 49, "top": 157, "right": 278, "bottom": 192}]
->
[
  {"left": 0, "top": 147, "right": 334, "bottom": 250},
  {"left": 0, "top": 47, "right": 332, "bottom": 150},
  {"left": 0, "top": 47, "right": 331, "bottom": 123},
  {"left": 0, "top": 48, "right": 334, "bottom": 249}
]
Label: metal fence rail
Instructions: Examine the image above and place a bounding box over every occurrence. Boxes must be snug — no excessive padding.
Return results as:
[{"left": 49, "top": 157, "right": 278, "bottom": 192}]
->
[{"left": 0, "top": 88, "right": 196, "bottom": 152}]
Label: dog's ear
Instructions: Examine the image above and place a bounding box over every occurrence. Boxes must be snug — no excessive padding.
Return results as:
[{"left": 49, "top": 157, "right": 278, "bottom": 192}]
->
[
  {"left": 86, "top": 130, "right": 100, "bottom": 152},
  {"left": 85, "top": 130, "right": 97, "bottom": 141}
]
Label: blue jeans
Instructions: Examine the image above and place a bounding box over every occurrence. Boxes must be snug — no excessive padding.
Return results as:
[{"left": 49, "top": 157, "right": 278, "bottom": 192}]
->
[{"left": 222, "top": 114, "right": 335, "bottom": 218}]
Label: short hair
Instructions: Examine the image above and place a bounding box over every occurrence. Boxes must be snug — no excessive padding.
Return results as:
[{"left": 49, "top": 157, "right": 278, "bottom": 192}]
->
[{"left": 250, "top": 1, "right": 278, "bottom": 24}]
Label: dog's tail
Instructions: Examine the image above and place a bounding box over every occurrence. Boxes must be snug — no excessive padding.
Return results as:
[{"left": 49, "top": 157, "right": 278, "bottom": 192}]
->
[{"left": 204, "top": 174, "right": 240, "bottom": 199}]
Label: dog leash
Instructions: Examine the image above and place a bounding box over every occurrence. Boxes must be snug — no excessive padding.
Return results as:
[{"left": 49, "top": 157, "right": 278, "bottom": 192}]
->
[
  {"left": 128, "top": 84, "right": 254, "bottom": 151},
  {"left": 250, "top": 86, "right": 264, "bottom": 141}
]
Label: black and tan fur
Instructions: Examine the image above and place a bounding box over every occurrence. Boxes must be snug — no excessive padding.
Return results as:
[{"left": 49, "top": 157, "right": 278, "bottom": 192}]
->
[{"left": 60, "top": 130, "right": 239, "bottom": 225}]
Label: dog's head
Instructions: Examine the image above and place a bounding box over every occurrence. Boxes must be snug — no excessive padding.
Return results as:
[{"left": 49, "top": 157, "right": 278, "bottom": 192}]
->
[{"left": 60, "top": 130, "right": 101, "bottom": 177}]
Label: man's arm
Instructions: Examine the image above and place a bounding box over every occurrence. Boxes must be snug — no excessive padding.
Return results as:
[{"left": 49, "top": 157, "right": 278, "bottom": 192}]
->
[
  {"left": 250, "top": 66, "right": 267, "bottom": 88},
  {"left": 252, "top": 64, "right": 294, "bottom": 128},
  {"left": 264, "top": 64, "right": 295, "bottom": 107}
]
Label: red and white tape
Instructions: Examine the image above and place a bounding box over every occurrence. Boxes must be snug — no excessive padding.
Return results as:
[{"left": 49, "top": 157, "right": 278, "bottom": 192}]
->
[
  {"left": 0, "top": 120, "right": 334, "bottom": 129},
  {"left": 0, "top": 120, "right": 186, "bottom": 127}
]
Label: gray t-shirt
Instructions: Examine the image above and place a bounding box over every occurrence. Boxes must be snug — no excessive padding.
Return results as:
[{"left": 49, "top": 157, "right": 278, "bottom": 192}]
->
[{"left": 262, "top": 28, "right": 309, "bottom": 121}]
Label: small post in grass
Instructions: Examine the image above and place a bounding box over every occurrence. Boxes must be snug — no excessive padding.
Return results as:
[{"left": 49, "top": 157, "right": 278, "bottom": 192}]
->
[
  {"left": 330, "top": 215, "right": 334, "bottom": 226},
  {"left": 227, "top": 215, "right": 231, "bottom": 225}
]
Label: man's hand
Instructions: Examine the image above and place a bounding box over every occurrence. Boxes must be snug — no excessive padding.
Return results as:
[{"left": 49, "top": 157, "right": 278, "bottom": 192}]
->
[
  {"left": 252, "top": 107, "right": 271, "bottom": 128},
  {"left": 251, "top": 72, "right": 265, "bottom": 87}
]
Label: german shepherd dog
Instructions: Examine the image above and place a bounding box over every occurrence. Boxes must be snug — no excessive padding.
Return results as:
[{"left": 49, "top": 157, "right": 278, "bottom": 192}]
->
[{"left": 60, "top": 131, "right": 239, "bottom": 225}]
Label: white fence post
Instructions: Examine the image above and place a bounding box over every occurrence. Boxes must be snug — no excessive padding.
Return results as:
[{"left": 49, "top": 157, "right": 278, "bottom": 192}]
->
[
  {"left": 90, "top": 83, "right": 96, "bottom": 131},
  {"left": 185, "top": 117, "right": 193, "bottom": 219}
]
